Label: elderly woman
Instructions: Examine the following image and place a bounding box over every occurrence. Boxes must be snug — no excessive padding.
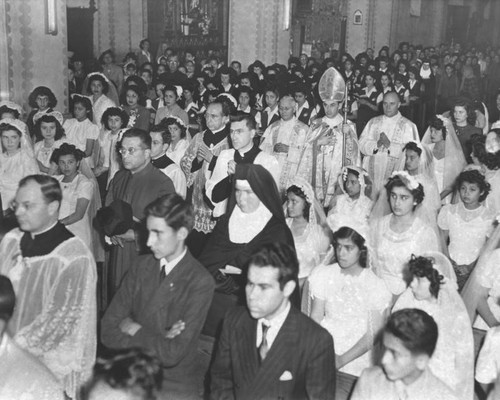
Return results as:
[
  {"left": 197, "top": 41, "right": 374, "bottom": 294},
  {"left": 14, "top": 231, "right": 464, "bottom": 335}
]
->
[
  {"left": 393, "top": 253, "right": 474, "bottom": 400},
  {"left": 198, "top": 164, "right": 294, "bottom": 336}
]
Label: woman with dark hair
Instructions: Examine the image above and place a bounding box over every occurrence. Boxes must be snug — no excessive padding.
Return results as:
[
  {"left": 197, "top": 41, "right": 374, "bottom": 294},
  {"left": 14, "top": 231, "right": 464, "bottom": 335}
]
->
[
  {"left": 0, "top": 120, "right": 39, "bottom": 213},
  {"left": 236, "top": 85, "right": 261, "bottom": 128},
  {"left": 86, "top": 72, "right": 117, "bottom": 127},
  {"left": 422, "top": 115, "right": 467, "bottom": 200},
  {"left": 163, "top": 116, "right": 189, "bottom": 165},
  {"left": 285, "top": 177, "right": 331, "bottom": 286},
  {"left": 63, "top": 95, "right": 100, "bottom": 175},
  {"left": 136, "top": 38, "right": 151, "bottom": 68},
  {"left": 0, "top": 101, "right": 32, "bottom": 149},
  {"left": 121, "top": 85, "right": 150, "bottom": 131},
  {"left": 33, "top": 112, "right": 66, "bottom": 175},
  {"left": 438, "top": 170, "right": 494, "bottom": 290},
  {"left": 393, "top": 253, "right": 474, "bottom": 400},
  {"left": 53, "top": 143, "right": 94, "bottom": 246},
  {"left": 198, "top": 164, "right": 295, "bottom": 336},
  {"left": 99, "top": 49, "right": 124, "bottom": 96},
  {"left": 307, "top": 223, "right": 391, "bottom": 400},
  {"left": 154, "top": 85, "right": 189, "bottom": 126},
  {"left": 355, "top": 71, "right": 380, "bottom": 133},
  {"left": 370, "top": 172, "right": 439, "bottom": 297},
  {"left": 451, "top": 97, "right": 482, "bottom": 162},
  {"left": 26, "top": 86, "right": 58, "bottom": 138}
]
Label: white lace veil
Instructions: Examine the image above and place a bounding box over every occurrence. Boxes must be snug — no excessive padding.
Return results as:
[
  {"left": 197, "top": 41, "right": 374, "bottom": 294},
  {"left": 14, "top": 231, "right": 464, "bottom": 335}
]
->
[
  {"left": 0, "top": 117, "right": 34, "bottom": 157},
  {"left": 422, "top": 115, "right": 467, "bottom": 194}
]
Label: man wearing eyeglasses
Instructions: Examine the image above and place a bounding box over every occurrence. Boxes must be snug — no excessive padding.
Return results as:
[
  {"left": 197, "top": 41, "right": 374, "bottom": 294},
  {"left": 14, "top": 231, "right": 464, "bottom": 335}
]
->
[
  {"left": 0, "top": 175, "right": 96, "bottom": 399},
  {"left": 105, "top": 128, "right": 175, "bottom": 300},
  {"left": 180, "top": 100, "right": 231, "bottom": 257}
]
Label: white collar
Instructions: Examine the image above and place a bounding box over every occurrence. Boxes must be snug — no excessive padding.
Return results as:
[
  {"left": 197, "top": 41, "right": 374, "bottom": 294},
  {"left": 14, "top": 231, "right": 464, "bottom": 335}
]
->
[
  {"left": 229, "top": 202, "right": 272, "bottom": 243},
  {"left": 256, "top": 302, "right": 291, "bottom": 348},
  {"left": 160, "top": 247, "right": 187, "bottom": 276},
  {"left": 30, "top": 220, "right": 58, "bottom": 239}
]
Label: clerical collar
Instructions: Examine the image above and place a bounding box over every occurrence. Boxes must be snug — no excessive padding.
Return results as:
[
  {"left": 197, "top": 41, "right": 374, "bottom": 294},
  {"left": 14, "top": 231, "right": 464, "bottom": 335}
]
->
[
  {"left": 30, "top": 220, "right": 58, "bottom": 239},
  {"left": 384, "top": 112, "right": 401, "bottom": 120},
  {"left": 151, "top": 153, "right": 175, "bottom": 169},
  {"left": 20, "top": 222, "right": 74, "bottom": 258},
  {"left": 235, "top": 144, "right": 260, "bottom": 162}
]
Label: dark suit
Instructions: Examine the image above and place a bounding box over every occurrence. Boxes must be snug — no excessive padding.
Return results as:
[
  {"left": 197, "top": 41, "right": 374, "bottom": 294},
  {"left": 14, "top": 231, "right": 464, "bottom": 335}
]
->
[
  {"left": 210, "top": 306, "right": 335, "bottom": 400},
  {"left": 101, "top": 250, "right": 215, "bottom": 398}
]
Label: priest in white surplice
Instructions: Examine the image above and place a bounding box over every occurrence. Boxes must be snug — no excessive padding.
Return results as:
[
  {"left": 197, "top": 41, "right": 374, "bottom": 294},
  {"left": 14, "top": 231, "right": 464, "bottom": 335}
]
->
[{"left": 359, "top": 92, "right": 420, "bottom": 196}]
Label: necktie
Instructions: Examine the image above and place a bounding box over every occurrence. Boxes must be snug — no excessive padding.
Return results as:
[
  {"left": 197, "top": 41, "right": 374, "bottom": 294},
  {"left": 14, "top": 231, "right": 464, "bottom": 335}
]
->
[
  {"left": 259, "top": 323, "right": 270, "bottom": 361},
  {"left": 160, "top": 264, "right": 167, "bottom": 282}
]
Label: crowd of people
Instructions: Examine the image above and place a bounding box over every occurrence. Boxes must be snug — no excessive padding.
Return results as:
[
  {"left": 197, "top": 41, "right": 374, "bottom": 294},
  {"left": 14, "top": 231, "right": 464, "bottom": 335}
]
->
[{"left": 1, "top": 37, "right": 500, "bottom": 400}]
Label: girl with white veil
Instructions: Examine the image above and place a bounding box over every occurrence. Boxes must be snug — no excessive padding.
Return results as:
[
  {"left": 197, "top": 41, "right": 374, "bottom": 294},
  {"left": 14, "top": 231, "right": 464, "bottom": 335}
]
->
[
  {"left": 327, "top": 166, "right": 373, "bottom": 234},
  {"left": 285, "top": 177, "right": 332, "bottom": 287},
  {"left": 422, "top": 115, "right": 467, "bottom": 201},
  {"left": 392, "top": 252, "right": 474, "bottom": 400},
  {"left": 307, "top": 222, "right": 391, "bottom": 400}
]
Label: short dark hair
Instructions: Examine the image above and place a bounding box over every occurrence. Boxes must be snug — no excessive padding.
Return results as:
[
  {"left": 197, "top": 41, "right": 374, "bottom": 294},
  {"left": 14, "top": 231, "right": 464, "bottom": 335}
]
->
[
  {"left": 452, "top": 97, "right": 476, "bottom": 126},
  {"left": 0, "top": 275, "right": 15, "bottom": 322},
  {"left": 71, "top": 95, "right": 94, "bottom": 122},
  {"left": 33, "top": 114, "right": 65, "bottom": 143},
  {"left": 51, "top": 143, "right": 86, "bottom": 164},
  {"left": 237, "top": 86, "right": 255, "bottom": 107},
  {"left": 101, "top": 107, "right": 129, "bottom": 130},
  {"left": 163, "top": 117, "right": 187, "bottom": 139},
  {"left": 82, "top": 348, "right": 162, "bottom": 400},
  {"left": 0, "top": 122, "right": 23, "bottom": 141},
  {"left": 119, "top": 128, "right": 152, "bottom": 149},
  {"left": 247, "top": 242, "right": 298, "bottom": 290},
  {"left": 230, "top": 111, "right": 256, "bottom": 131},
  {"left": 18, "top": 175, "right": 62, "bottom": 205},
  {"left": 121, "top": 85, "right": 147, "bottom": 107},
  {"left": 286, "top": 185, "right": 310, "bottom": 221},
  {"left": 162, "top": 85, "right": 179, "bottom": 99},
  {"left": 87, "top": 74, "right": 110, "bottom": 95},
  {"left": 455, "top": 169, "right": 491, "bottom": 202},
  {"left": 385, "top": 308, "right": 438, "bottom": 357},
  {"left": 403, "top": 141, "right": 422, "bottom": 157},
  {"left": 385, "top": 174, "right": 425, "bottom": 206},
  {"left": 332, "top": 227, "right": 368, "bottom": 268},
  {"left": 428, "top": 116, "right": 447, "bottom": 140},
  {"left": 408, "top": 255, "right": 443, "bottom": 298},
  {"left": 0, "top": 105, "right": 20, "bottom": 119},
  {"left": 28, "top": 86, "right": 57, "bottom": 109},
  {"left": 145, "top": 194, "right": 194, "bottom": 232}
]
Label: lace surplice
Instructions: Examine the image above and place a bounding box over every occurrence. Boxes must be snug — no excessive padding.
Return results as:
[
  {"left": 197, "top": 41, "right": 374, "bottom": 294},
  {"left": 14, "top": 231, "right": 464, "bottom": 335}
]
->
[{"left": 0, "top": 229, "right": 97, "bottom": 399}]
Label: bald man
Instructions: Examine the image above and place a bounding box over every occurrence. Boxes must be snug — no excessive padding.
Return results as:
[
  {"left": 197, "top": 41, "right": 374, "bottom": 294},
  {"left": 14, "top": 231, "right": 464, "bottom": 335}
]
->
[
  {"left": 359, "top": 92, "right": 420, "bottom": 195},
  {"left": 259, "top": 95, "right": 310, "bottom": 195}
]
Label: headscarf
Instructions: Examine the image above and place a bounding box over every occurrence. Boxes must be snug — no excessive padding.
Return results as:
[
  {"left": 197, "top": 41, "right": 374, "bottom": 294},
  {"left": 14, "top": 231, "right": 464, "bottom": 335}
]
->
[{"left": 228, "top": 164, "right": 285, "bottom": 222}]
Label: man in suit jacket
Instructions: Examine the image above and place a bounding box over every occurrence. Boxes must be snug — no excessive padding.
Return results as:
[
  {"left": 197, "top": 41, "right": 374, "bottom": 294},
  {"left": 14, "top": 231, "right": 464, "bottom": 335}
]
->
[
  {"left": 210, "top": 243, "right": 335, "bottom": 400},
  {"left": 101, "top": 194, "right": 215, "bottom": 400}
]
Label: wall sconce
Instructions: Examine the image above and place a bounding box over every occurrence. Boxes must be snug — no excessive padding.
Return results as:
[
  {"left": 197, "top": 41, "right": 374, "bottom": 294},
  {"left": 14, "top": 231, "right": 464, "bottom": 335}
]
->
[
  {"left": 45, "top": 0, "right": 58, "bottom": 35},
  {"left": 283, "top": 0, "right": 291, "bottom": 31}
]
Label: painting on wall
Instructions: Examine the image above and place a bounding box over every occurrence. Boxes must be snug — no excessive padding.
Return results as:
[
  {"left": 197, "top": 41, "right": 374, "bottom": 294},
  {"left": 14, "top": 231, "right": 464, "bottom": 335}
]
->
[{"left": 353, "top": 10, "right": 362, "bottom": 25}]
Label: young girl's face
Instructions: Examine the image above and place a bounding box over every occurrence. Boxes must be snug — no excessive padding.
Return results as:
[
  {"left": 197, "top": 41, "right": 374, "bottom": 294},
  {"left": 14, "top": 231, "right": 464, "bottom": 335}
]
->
[
  {"left": 90, "top": 80, "right": 104, "bottom": 96},
  {"left": 459, "top": 181, "right": 482, "bottom": 207},
  {"left": 454, "top": 106, "right": 468, "bottom": 125},
  {"left": 1, "top": 129, "right": 21, "bottom": 153},
  {"left": 380, "top": 75, "right": 390, "bottom": 87},
  {"left": 286, "top": 191, "right": 306, "bottom": 219},
  {"left": 265, "top": 91, "right": 278, "bottom": 108},
  {"left": 126, "top": 90, "right": 139, "bottom": 108},
  {"left": 36, "top": 95, "right": 50, "bottom": 111},
  {"left": 345, "top": 172, "right": 361, "bottom": 199},
  {"left": 294, "top": 92, "right": 306, "bottom": 106},
  {"left": 74, "top": 103, "right": 88, "bottom": 121},
  {"left": 390, "top": 185, "right": 415, "bottom": 216},
  {"left": 164, "top": 90, "right": 177, "bottom": 107},
  {"left": 183, "top": 89, "right": 193, "bottom": 102},
  {"left": 239, "top": 92, "right": 250, "bottom": 109},
  {"left": 108, "top": 115, "right": 123, "bottom": 132},
  {"left": 58, "top": 154, "right": 79, "bottom": 177},
  {"left": 405, "top": 149, "right": 420, "bottom": 174},
  {"left": 167, "top": 124, "right": 182, "bottom": 142},
  {"left": 365, "top": 75, "right": 375, "bottom": 87},
  {"left": 430, "top": 127, "right": 444, "bottom": 143},
  {"left": 41, "top": 121, "right": 57, "bottom": 140}
]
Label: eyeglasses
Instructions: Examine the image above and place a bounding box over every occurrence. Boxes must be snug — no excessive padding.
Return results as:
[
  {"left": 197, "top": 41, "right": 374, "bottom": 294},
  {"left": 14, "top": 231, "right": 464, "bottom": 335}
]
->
[
  {"left": 10, "top": 200, "right": 41, "bottom": 212},
  {"left": 118, "top": 147, "right": 144, "bottom": 156}
]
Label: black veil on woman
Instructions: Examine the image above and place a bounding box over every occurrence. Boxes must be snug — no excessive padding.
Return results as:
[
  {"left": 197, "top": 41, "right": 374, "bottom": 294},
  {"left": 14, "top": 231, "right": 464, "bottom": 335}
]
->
[{"left": 199, "top": 164, "right": 297, "bottom": 336}]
